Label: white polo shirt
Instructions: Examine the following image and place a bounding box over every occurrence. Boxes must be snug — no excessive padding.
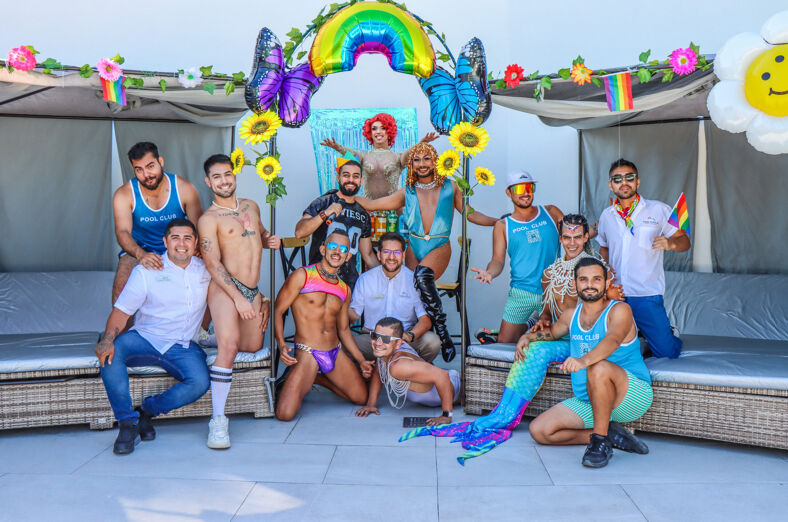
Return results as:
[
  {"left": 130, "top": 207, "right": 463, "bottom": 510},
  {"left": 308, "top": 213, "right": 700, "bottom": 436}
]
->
[
  {"left": 114, "top": 255, "right": 211, "bottom": 353},
  {"left": 596, "top": 197, "right": 678, "bottom": 297},
  {"left": 350, "top": 265, "right": 427, "bottom": 331}
]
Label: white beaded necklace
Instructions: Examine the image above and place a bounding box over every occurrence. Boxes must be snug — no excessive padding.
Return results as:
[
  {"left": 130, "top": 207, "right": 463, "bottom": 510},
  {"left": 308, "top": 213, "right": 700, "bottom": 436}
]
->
[
  {"left": 414, "top": 180, "right": 437, "bottom": 190},
  {"left": 211, "top": 200, "right": 239, "bottom": 212},
  {"left": 543, "top": 251, "right": 593, "bottom": 321},
  {"left": 378, "top": 356, "right": 410, "bottom": 409}
]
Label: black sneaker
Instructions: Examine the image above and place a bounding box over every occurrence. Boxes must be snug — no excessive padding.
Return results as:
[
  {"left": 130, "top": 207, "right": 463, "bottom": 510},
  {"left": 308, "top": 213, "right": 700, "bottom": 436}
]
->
[
  {"left": 582, "top": 433, "right": 613, "bottom": 468},
  {"left": 113, "top": 419, "right": 140, "bottom": 455},
  {"left": 135, "top": 406, "right": 156, "bottom": 441},
  {"left": 607, "top": 422, "right": 649, "bottom": 454}
]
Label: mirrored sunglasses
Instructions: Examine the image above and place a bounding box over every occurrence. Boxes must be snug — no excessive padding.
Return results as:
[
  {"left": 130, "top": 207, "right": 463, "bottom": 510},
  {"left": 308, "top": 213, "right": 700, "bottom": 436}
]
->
[
  {"left": 326, "top": 241, "right": 349, "bottom": 254},
  {"left": 370, "top": 332, "right": 401, "bottom": 344},
  {"left": 510, "top": 182, "right": 535, "bottom": 195},
  {"left": 609, "top": 173, "right": 637, "bottom": 184}
]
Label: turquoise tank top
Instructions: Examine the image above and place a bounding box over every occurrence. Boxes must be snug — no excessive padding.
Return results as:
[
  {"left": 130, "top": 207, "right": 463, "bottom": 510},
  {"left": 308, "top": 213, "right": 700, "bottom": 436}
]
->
[
  {"left": 506, "top": 206, "right": 559, "bottom": 293},
  {"left": 569, "top": 300, "right": 650, "bottom": 401},
  {"left": 130, "top": 172, "right": 186, "bottom": 255},
  {"left": 404, "top": 182, "right": 454, "bottom": 239}
]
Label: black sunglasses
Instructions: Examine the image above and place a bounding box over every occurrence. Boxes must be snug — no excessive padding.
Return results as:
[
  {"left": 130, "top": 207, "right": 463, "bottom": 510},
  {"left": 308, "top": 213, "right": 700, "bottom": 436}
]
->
[
  {"left": 370, "top": 332, "right": 401, "bottom": 344},
  {"left": 609, "top": 173, "right": 637, "bottom": 184}
]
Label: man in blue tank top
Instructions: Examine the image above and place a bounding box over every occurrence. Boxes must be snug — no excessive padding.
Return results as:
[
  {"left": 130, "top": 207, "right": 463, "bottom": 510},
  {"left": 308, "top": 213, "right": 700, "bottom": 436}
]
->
[
  {"left": 516, "top": 258, "right": 653, "bottom": 468},
  {"left": 111, "top": 142, "right": 204, "bottom": 304},
  {"left": 471, "top": 171, "right": 562, "bottom": 343}
]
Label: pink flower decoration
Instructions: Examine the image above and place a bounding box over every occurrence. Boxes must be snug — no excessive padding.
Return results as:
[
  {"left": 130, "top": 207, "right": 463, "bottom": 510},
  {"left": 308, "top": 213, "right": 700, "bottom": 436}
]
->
[
  {"left": 7, "top": 46, "right": 36, "bottom": 71},
  {"left": 97, "top": 57, "right": 122, "bottom": 81},
  {"left": 669, "top": 47, "right": 698, "bottom": 76}
]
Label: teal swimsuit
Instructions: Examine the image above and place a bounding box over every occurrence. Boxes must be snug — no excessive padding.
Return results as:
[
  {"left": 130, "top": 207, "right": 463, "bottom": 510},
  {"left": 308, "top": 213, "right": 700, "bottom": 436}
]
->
[{"left": 404, "top": 182, "right": 454, "bottom": 260}]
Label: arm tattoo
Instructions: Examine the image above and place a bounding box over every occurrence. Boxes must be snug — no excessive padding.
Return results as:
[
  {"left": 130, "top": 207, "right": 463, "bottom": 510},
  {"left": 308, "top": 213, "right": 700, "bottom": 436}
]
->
[
  {"left": 200, "top": 239, "right": 212, "bottom": 252},
  {"left": 535, "top": 331, "right": 553, "bottom": 341},
  {"left": 102, "top": 327, "right": 119, "bottom": 342}
]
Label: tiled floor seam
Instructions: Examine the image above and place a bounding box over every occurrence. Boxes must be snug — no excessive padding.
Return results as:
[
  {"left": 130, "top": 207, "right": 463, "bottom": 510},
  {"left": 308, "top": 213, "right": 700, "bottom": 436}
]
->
[
  {"left": 619, "top": 484, "right": 651, "bottom": 521},
  {"left": 283, "top": 416, "right": 302, "bottom": 443},
  {"left": 229, "top": 481, "right": 257, "bottom": 521},
  {"left": 321, "top": 446, "right": 338, "bottom": 484},
  {"left": 533, "top": 445, "right": 556, "bottom": 486},
  {"left": 67, "top": 443, "right": 113, "bottom": 475}
]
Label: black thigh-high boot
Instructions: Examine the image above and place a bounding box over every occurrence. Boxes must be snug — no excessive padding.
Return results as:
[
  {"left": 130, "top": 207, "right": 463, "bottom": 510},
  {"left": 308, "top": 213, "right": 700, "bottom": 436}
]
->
[{"left": 414, "top": 265, "right": 456, "bottom": 362}]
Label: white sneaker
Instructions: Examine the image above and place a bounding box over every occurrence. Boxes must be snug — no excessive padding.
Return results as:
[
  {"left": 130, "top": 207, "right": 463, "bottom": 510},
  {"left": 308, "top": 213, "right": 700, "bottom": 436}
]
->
[{"left": 207, "top": 415, "right": 230, "bottom": 449}]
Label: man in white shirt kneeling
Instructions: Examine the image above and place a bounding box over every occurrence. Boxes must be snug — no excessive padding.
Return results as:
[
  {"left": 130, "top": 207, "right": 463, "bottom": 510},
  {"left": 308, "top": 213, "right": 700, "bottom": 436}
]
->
[
  {"left": 95, "top": 218, "right": 211, "bottom": 455},
  {"left": 348, "top": 232, "right": 440, "bottom": 363}
]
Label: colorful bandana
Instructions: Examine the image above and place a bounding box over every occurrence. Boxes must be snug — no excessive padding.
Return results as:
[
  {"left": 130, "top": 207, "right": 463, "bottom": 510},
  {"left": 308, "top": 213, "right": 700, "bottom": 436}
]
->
[{"left": 614, "top": 194, "right": 640, "bottom": 235}]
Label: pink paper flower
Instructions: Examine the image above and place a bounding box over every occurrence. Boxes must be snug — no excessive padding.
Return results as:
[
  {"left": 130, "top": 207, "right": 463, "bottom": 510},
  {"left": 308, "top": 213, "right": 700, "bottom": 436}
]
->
[
  {"left": 7, "top": 46, "right": 36, "bottom": 71},
  {"left": 97, "top": 57, "right": 122, "bottom": 81},
  {"left": 669, "top": 47, "right": 698, "bottom": 76}
]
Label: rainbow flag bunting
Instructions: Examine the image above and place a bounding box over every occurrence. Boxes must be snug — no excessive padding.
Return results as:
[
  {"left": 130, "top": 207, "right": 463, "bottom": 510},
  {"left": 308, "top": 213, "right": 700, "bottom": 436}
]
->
[
  {"left": 100, "top": 76, "right": 126, "bottom": 106},
  {"left": 667, "top": 192, "right": 690, "bottom": 235},
  {"left": 602, "top": 72, "right": 633, "bottom": 112}
]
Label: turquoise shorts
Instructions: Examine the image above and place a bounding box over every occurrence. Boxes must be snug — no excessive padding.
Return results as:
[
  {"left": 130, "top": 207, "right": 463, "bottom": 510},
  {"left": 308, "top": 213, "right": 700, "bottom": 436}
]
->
[
  {"left": 502, "top": 287, "right": 542, "bottom": 325},
  {"left": 561, "top": 370, "right": 653, "bottom": 429}
]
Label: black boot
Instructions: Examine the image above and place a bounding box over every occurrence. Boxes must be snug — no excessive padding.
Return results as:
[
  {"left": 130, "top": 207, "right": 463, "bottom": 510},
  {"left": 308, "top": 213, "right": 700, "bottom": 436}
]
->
[
  {"left": 135, "top": 406, "right": 156, "bottom": 441},
  {"left": 113, "top": 419, "right": 140, "bottom": 455},
  {"left": 414, "top": 265, "right": 456, "bottom": 362}
]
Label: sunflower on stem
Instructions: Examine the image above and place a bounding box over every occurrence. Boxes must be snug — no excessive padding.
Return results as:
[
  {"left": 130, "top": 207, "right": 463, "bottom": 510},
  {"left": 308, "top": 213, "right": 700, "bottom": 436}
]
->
[
  {"left": 436, "top": 149, "right": 460, "bottom": 177},
  {"left": 448, "top": 121, "right": 489, "bottom": 157},
  {"left": 239, "top": 111, "right": 282, "bottom": 145}
]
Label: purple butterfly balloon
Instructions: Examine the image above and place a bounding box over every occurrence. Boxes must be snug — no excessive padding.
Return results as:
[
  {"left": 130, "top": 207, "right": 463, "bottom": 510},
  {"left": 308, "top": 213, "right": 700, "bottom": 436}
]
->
[{"left": 245, "top": 28, "right": 324, "bottom": 128}]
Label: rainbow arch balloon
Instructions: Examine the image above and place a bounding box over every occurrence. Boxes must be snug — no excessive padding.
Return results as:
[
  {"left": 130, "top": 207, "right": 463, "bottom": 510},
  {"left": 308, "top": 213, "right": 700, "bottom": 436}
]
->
[{"left": 309, "top": 2, "right": 435, "bottom": 79}]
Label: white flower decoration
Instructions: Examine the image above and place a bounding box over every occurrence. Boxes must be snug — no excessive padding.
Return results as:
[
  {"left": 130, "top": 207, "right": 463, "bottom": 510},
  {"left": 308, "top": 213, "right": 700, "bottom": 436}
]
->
[
  {"left": 707, "top": 10, "right": 788, "bottom": 155},
  {"left": 178, "top": 67, "right": 203, "bottom": 89}
]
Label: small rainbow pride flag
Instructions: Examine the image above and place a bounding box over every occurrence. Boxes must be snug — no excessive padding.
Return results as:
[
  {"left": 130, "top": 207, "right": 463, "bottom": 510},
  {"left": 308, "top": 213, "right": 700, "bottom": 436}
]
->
[
  {"left": 667, "top": 192, "right": 690, "bottom": 235},
  {"left": 100, "top": 76, "right": 126, "bottom": 106},
  {"left": 602, "top": 72, "right": 633, "bottom": 112}
]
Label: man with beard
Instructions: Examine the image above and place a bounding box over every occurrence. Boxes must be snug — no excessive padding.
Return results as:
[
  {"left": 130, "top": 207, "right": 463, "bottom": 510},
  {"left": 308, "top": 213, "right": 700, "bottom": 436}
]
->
[
  {"left": 358, "top": 143, "right": 497, "bottom": 362},
  {"left": 295, "top": 152, "right": 378, "bottom": 290},
  {"left": 111, "top": 142, "right": 203, "bottom": 303},
  {"left": 470, "top": 171, "right": 563, "bottom": 343},
  {"left": 521, "top": 257, "right": 652, "bottom": 468},
  {"left": 197, "top": 154, "right": 281, "bottom": 449},
  {"left": 274, "top": 230, "right": 374, "bottom": 421},
  {"left": 597, "top": 159, "right": 690, "bottom": 358},
  {"left": 348, "top": 232, "right": 440, "bottom": 363}
]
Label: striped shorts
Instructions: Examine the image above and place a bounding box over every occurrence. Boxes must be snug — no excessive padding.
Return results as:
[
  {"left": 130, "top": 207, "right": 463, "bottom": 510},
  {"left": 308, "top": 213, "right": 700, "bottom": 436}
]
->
[
  {"left": 561, "top": 370, "right": 653, "bottom": 429},
  {"left": 502, "top": 287, "right": 542, "bottom": 325}
]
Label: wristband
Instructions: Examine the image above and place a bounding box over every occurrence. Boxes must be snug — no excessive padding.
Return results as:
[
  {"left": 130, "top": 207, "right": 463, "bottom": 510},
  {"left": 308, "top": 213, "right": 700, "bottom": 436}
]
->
[
  {"left": 405, "top": 330, "right": 415, "bottom": 342},
  {"left": 442, "top": 410, "right": 452, "bottom": 418},
  {"left": 319, "top": 210, "right": 328, "bottom": 222}
]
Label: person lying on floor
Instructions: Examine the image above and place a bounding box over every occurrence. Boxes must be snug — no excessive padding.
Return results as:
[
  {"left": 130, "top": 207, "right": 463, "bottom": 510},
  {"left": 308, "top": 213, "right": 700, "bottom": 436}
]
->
[
  {"left": 355, "top": 317, "right": 460, "bottom": 426},
  {"left": 273, "top": 230, "right": 374, "bottom": 421}
]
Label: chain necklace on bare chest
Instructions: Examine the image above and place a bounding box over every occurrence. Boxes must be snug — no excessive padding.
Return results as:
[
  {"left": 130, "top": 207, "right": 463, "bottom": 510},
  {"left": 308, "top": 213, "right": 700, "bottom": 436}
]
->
[
  {"left": 414, "top": 180, "right": 437, "bottom": 190},
  {"left": 211, "top": 200, "right": 239, "bottom": 213},
  {"left": 317, "top": 263, "right": 338, "bottom": 281}
]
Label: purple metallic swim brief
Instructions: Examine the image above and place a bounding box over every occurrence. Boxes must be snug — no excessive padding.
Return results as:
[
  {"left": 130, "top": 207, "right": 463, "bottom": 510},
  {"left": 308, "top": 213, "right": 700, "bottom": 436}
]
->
[{"left": 295, "top": 343, "right": 340, "bottom": 374}]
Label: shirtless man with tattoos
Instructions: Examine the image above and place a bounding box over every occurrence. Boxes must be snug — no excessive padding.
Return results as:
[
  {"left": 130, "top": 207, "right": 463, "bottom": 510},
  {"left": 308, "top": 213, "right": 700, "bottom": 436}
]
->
[{"left": 197, "top": 154, "right": 281, "bottom": 449}]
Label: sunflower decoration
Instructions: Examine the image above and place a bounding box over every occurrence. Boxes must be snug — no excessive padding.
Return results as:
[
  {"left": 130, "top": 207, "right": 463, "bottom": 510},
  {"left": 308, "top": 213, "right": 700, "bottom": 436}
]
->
[
  {"left": 230, "top": 148, "right": 245, "bottom": 175},
  {"left": 436, "top": 149, "right": 460, "bottom": 177},
  {"left": 474, "top": 167, "right": 495, "bottom": 186},
  {"left": 239, "top": 111, "right": 282, "bottom": 145},
  {"left": 256, "top": 156, "right": 282, "bottom": 183},
  {"left": 448, "top": 122, "right": 490, "bottom": 157}
]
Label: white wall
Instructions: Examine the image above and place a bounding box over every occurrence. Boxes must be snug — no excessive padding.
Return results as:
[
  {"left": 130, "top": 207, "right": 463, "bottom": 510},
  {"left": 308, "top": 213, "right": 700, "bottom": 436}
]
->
[{"left": 4, "top": 0, "right": 784, "bottom": 333}]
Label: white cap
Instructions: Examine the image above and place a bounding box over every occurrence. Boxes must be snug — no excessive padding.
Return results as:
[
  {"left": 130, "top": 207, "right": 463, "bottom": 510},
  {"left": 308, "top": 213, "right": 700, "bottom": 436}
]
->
[{"left": 506, "top": 170, "right": 536, "bottom": 188}]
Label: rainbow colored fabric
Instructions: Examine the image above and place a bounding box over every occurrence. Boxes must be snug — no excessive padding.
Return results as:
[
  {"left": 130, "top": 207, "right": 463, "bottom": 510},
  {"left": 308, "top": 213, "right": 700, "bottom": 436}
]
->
[
  {"left": 667, "top": 192, "right": 690, "bottom": 235},
  {"left": 309, "top": 2, "right": 435, "bottom": 78},
  {"left": 399, "top": 340, "right": 570, "bottom": 465},
  {"left": 602, "top": 72, "right": 633, "bottom": 112},
  {"left": 100, "top": 76, "right": 126, "bottom": 106},
  {"left": 300, "top": 264, "right": 348, "bottom": 302}
]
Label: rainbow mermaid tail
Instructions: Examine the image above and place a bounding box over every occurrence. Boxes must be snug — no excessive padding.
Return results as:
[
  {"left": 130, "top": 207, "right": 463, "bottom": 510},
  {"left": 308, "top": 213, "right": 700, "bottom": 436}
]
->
[{"left": 399, "top": 340, "right": 570, "bottom": 465}]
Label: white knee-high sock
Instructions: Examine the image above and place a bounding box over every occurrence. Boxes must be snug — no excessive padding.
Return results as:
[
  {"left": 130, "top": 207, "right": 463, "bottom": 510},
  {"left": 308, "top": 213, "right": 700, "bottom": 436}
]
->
[{"left": 210, "top": 365, "right": 232, "bottom": 417}]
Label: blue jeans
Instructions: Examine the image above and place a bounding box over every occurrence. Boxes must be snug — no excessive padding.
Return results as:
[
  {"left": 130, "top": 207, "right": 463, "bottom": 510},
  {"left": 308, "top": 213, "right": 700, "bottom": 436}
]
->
[
  {"left": 100, "top": 330, "right": 210, "bottom": 422},
  {"left": 625, "top": 295, "right": 682, "bottom": 359}
]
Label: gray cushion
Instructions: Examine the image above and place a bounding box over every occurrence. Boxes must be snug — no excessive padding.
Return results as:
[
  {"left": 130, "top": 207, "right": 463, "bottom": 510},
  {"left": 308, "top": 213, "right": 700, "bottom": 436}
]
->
[{"left": 467, "top": 343, "right": 516, "bottom": 362}]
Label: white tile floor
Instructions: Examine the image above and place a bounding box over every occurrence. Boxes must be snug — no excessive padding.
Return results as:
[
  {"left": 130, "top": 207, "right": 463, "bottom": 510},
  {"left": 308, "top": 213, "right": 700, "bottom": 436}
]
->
[{"left": 0, "top": 389, "right": 785, "bottom": 521}]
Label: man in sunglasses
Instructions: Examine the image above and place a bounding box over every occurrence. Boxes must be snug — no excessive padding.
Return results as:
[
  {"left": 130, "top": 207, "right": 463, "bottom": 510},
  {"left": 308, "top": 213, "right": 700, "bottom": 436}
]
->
[
  {"left": 295, "top": 152, "right": 378, "bottom": 290},
  {"left": 471, "top": 171, "right": 563, "bottom": 342},
  {"left": 596, "top": 158, "right": 690, "bottom": 359},
  {"left": 274, "top": 230, "right": 374, "bottom": 421},
  {"left": 349, "top": 232, "right": 441, "bottom": 363}
]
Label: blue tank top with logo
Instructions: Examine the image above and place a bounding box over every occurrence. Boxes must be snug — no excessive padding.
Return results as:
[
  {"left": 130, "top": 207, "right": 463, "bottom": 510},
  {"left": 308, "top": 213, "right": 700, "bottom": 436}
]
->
[
  {"left": 130, "top": 172, "right": 186, "bottom": 255},
  {"left": 569, "top": 300, "right": 651, "bottom": 401},
  {"left": 506, "top": 206, "right": 559, "bottom": 293}
]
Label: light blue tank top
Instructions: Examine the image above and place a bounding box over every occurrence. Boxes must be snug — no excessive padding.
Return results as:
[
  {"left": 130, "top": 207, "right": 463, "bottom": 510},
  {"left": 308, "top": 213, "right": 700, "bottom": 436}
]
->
[
  {"left": 506, "top": 206, "right": 559, "bottom": 293},
  {"left": 404, "top": 182, "right": 454, "bottom": 238},
  {"left": 569, "top": 300, "right": 651, "bottom": 401},
  {"left": 130, "top": 172, "right": 186, "bottom": 255}
]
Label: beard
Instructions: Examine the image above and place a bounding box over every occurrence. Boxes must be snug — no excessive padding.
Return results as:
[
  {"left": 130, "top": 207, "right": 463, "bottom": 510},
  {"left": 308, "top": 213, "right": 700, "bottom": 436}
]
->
[
  {"left": 513, "top": 199, "right": 533, "bottom": 209},
  {"left": 140, "top": 173, "right": 164, "bottom": 190},
  {"left": 339, "top": 182, "right": 360, "bottom": 196},
  {"left": 416, "top": 169, "right": 434, "bottom": 178},
  {"left": 213, "top": 184, "right": 236, "bottom": 198},
  {"left": 579, "top": 287, "right": 606, "bottom": 302}
]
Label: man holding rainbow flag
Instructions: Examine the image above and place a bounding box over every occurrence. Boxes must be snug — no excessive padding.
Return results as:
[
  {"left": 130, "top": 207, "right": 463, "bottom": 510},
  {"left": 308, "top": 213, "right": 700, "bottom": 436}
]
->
[{"left": 596, "top": 159, "right": 690, "bottom": 359}]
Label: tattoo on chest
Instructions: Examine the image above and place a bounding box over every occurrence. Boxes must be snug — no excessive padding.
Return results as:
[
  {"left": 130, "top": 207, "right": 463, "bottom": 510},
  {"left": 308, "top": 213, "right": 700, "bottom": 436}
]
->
[
  {"left": 218, "top": 212, "right": 239, "bottom": 217},
  {"left": 233, "top": 214, "right": 256, "bottom": 237}
]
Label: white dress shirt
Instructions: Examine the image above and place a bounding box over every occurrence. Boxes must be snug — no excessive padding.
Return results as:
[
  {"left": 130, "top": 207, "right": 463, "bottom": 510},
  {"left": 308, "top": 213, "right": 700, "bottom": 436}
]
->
[
  {"left": 596, "top": 197, "right": 678, "bottom": 297},
  {"left": 350, "top": 265, "right": 427, "bottom": 331},
  {"left": 114, "top": 255, "right": 210, "bottom": 353}
]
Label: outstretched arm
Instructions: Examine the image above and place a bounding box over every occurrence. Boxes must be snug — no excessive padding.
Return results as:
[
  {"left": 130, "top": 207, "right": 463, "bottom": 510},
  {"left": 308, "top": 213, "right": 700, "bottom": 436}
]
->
[
  {"left": 470, "top": 220, "right": 506, "bottom": 284},
  {"left": 355, "top": 189, "right": 406, "bottom": 213},
  {"left": 390, "top": 358, "right": 455, "bottom": 425},
  {"left": 452, "top": 182, "right": 497, "bottom": 226},
  {"left": 320, "top": 137, "right": 362, "bottom": 160},
  {"left": 356, "top": 365, "right": 383, "bottom": 417}
]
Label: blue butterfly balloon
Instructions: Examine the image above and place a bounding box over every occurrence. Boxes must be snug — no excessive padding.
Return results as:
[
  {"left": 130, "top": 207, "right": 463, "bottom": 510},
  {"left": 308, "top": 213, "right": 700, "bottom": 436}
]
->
[{"left": 419, "top": 38, "right": 492, "bottom": 135}]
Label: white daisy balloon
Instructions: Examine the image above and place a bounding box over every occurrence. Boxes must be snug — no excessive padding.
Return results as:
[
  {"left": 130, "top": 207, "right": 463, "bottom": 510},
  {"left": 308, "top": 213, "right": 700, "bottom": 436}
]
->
[
  {"left": 178, "top": 67, "right": 203, "bottom": 89},
  {"left": 707, "top": 10, "right": 788, "bottom": 154}
]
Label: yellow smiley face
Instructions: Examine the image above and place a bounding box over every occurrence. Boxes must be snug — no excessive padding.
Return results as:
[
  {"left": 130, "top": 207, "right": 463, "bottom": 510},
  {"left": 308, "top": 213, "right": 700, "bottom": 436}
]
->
[{"left": 744, "top": 44, "right": 788, "bottom": 117}]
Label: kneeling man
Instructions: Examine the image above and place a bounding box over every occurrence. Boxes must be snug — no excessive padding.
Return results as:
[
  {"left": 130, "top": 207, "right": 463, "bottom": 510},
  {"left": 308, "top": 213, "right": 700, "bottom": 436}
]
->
[
  {"left": 96, "top": 218, "right": 210, "bottom": 455},
  {"left": 274, "top": 230, "right": 373, "bottom": 421},
  {"left": 520, "top": 257, "right": 652, "bottom": 468},
  {"left": 356, "top": 317, "right": 459, "bottom": 426}
]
